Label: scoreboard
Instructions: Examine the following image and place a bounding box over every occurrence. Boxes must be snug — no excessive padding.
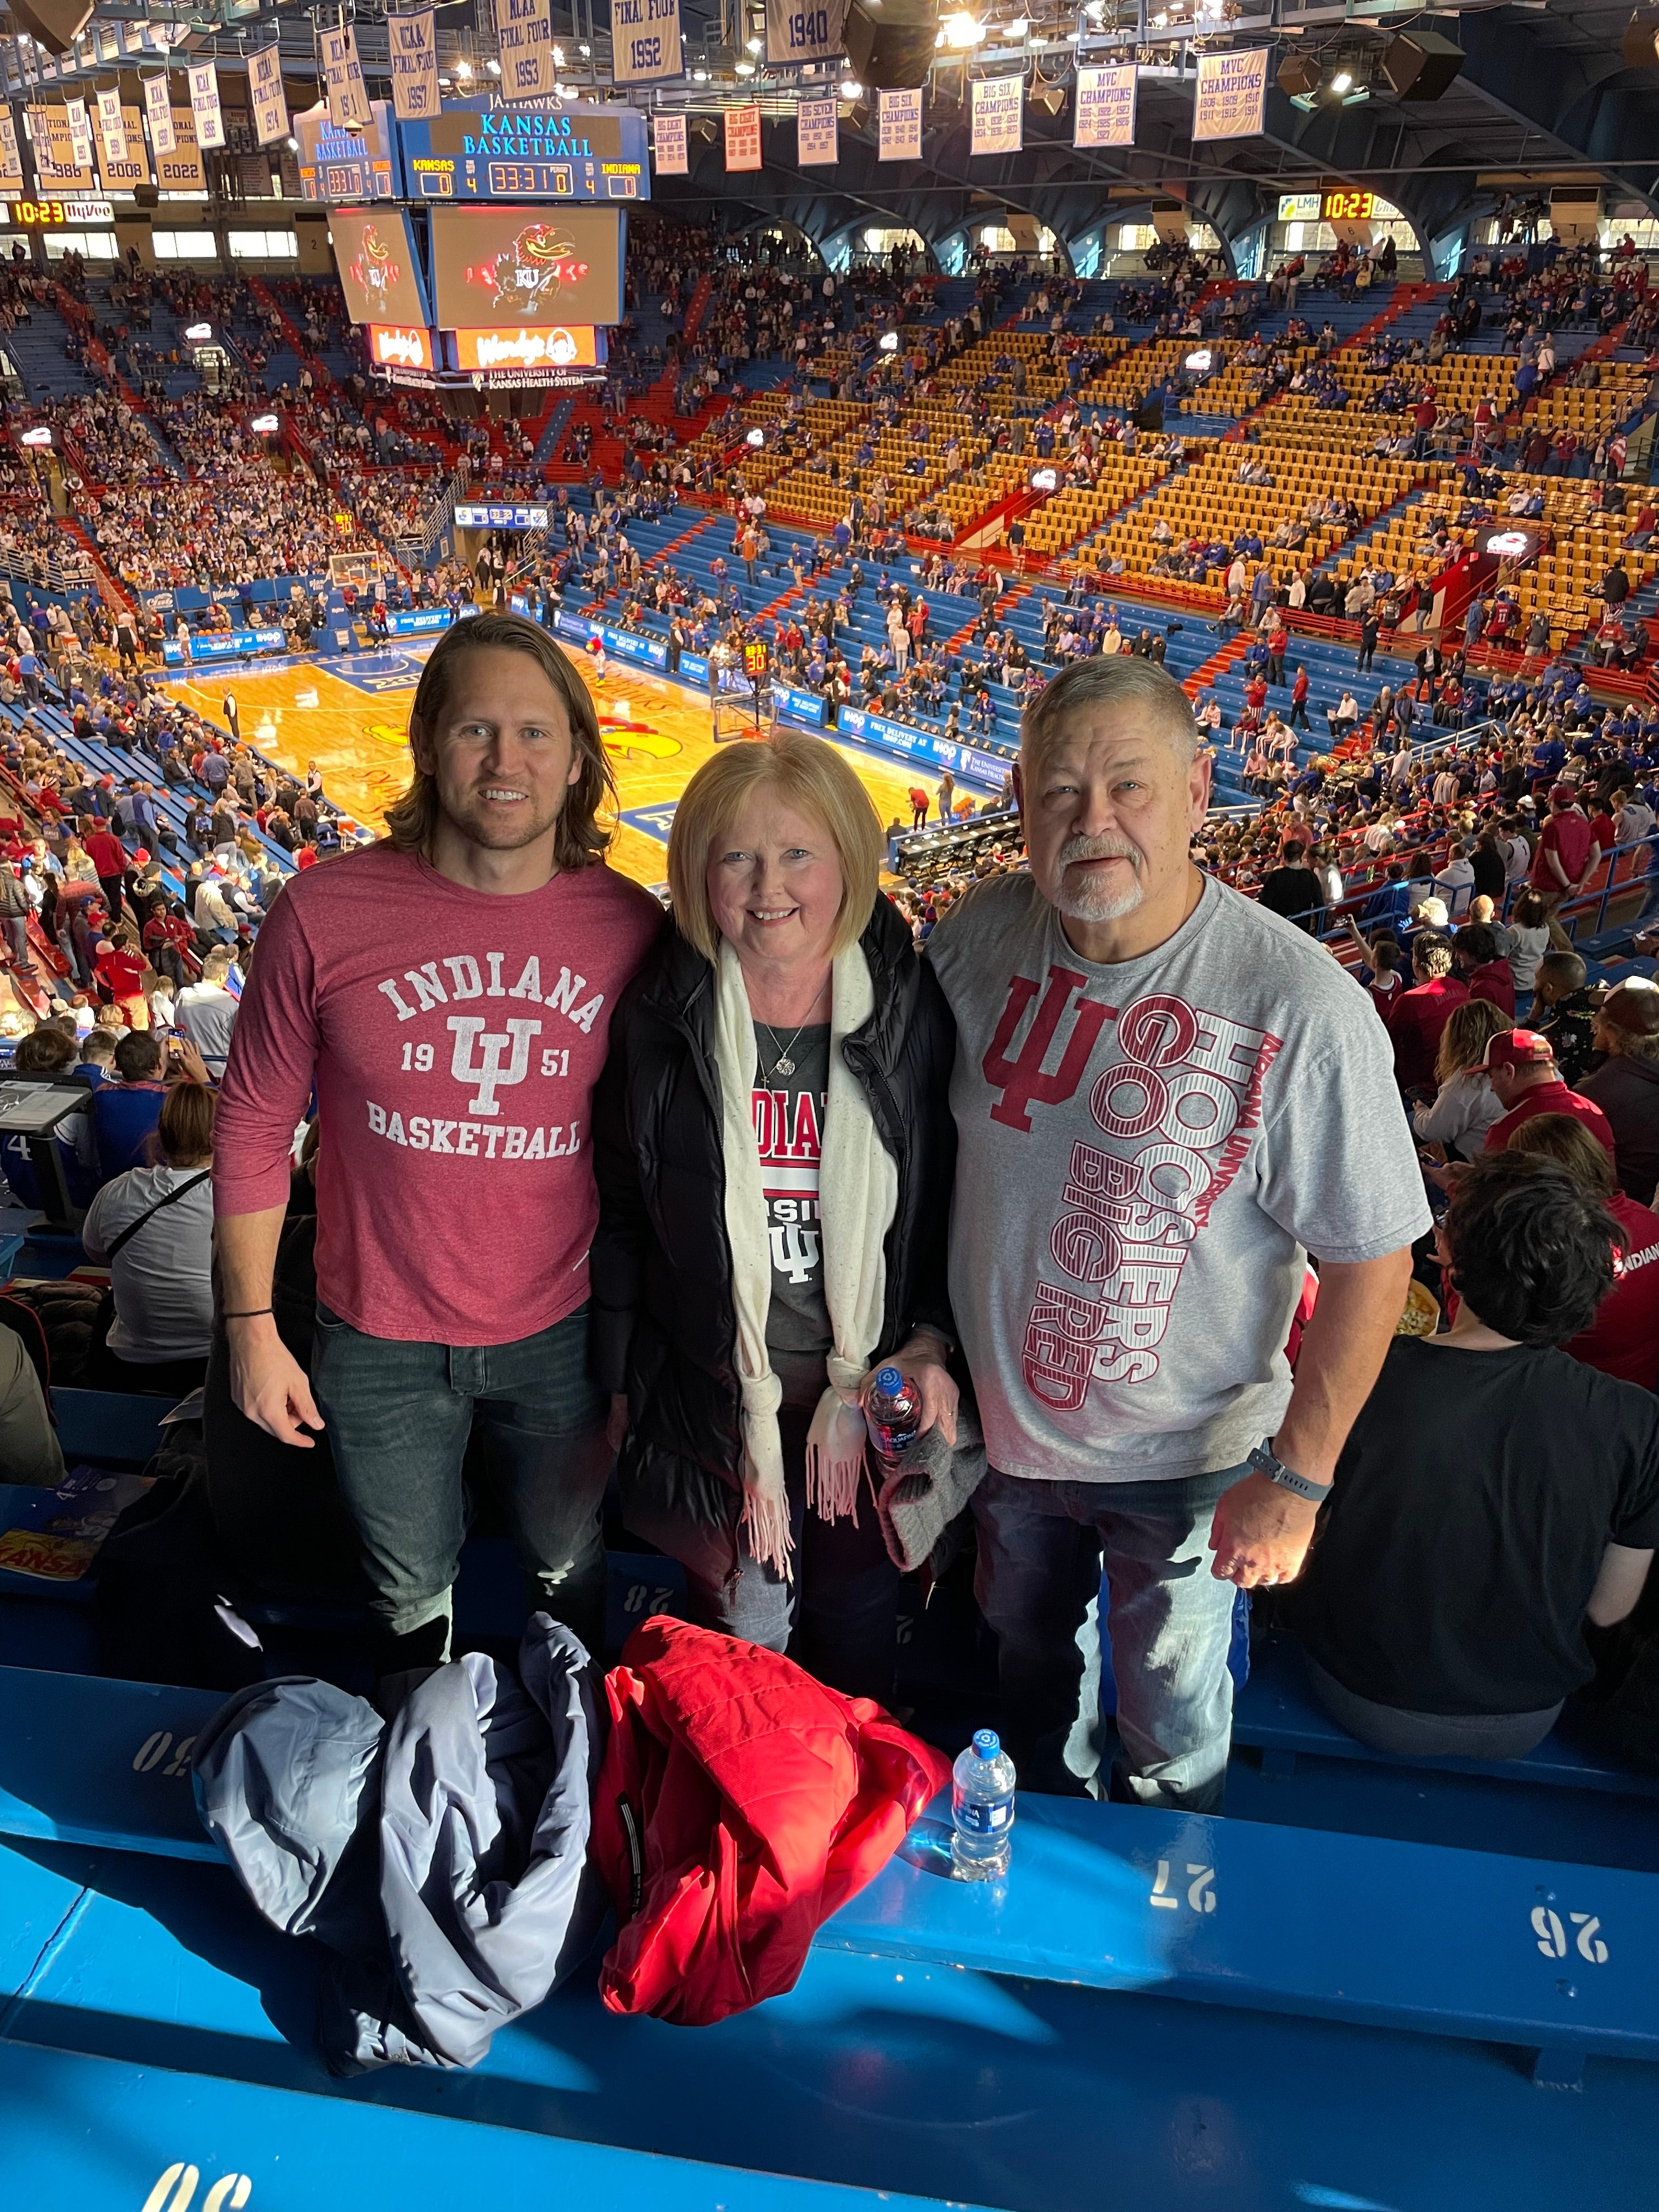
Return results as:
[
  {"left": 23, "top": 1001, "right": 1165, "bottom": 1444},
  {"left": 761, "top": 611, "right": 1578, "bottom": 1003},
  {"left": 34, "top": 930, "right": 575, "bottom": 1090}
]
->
[
  {"left": 396, "top": 102, "right": 649, "bottom": 202},
  {"left": 296, "top": 102, "right": 403, "bottom": 202}
]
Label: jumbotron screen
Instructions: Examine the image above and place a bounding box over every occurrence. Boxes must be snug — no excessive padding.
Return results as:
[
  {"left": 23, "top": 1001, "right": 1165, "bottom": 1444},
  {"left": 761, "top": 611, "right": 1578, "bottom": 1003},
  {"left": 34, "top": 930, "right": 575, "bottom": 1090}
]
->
[
  {"left": 428, "top": 206, "right": 624, "bottom": 330},
  {"left": 331, "top": 208, "right": 430, "bottom": 330}
]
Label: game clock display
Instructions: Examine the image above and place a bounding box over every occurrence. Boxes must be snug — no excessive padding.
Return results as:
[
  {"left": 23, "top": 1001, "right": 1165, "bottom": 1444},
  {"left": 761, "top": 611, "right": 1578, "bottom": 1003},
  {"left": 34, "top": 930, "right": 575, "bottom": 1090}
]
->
[
  {"left": 1322, "top": 188, "right": 1376, "bottom": 224},
  {"left": 8, "top": 198, "right": 114, "bottom": 227}
]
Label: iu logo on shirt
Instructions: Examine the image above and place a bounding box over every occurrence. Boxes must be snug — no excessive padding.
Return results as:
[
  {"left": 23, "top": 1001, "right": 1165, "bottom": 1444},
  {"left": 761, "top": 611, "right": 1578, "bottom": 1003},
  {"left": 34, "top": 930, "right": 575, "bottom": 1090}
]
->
[
  {"left": 983, "top": 965, "right": 1115, "bottom": 1132},
  {"left": 754, "top": 1082, "right": 824, "bottom": 1286}
]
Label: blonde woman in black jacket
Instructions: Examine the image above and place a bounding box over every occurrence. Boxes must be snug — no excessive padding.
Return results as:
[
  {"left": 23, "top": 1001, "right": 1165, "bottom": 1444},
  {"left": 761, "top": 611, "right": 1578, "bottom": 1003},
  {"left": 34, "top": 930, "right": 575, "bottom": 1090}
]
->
[{"left": 592, "top": 731, "right": 958, "bottom": 1701}]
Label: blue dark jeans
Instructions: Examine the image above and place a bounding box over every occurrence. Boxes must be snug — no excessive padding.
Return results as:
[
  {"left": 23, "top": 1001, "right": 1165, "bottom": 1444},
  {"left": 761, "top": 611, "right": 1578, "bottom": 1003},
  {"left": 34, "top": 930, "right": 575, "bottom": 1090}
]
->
[
  {"left": 311, "top": 1299, "right": 609, "bottom": 1668},
  {"left": 684, "top": 1408, "right": 902, "bottom": 1705},
  {"left": 970, "top": 1463, "right": 1248, "bottom": 1813}
]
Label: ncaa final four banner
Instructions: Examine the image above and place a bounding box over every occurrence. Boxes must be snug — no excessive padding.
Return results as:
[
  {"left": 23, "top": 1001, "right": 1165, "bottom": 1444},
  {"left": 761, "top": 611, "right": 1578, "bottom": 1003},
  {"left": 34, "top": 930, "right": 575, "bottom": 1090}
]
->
[
  {"left": 94, "top": 86, "right": 127, "bottom": 167},
  {"left": 0, "top": 112, "right": 25, "bottom": 196},
  {"left": 320, "top": 22, "right": 372, "bottom": 131},
  {"left": 188, "top": 60, "right": 225, "bottom": 150},
  {"left": 248, "top": 44, "right": 290, "bottom": 148},
  {"left": 388, "top": 8, "right": 439, "bottom": 123},
  {"left": 877, "top": 87, "right": 921, "bottom": 160},
  {"left": 612, "top": 0, "right": 682, "bottom": 86},
  {"left": 1192, "top": 46, "right": 1268, "bottom": 141},
  {"left": 143, "top": 72, "right": 175, "bottom": 157},
  {"left": 63, "top": 96, "right": 94, "bottom": 171},
  {"left": 766, "top": 0, "right": 849, "bottom": 68},
  {"left": 495, "top": 0, "right": 559, "bottom": 103}
]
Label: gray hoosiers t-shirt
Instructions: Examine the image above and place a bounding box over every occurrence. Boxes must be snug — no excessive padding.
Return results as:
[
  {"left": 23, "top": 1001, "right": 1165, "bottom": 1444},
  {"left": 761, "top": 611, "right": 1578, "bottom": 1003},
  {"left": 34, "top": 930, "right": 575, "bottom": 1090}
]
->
[{"left": 926, "top": 871, "right": 1430, "bottom": 1484}]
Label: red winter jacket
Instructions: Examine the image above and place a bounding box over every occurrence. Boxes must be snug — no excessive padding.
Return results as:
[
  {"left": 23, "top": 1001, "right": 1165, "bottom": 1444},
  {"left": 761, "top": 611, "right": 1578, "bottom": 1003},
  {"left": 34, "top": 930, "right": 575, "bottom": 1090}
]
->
[{"left": 591, "top": 1618, "right": 951, "bottom": 2027}]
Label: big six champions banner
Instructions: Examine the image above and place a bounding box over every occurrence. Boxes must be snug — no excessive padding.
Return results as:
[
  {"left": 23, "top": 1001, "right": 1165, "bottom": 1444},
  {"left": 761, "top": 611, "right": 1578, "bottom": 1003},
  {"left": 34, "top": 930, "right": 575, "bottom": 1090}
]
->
[
  {"left": 1192, "top": 46, "right": 1268, "bottom": 140},
  {"left": 388, "top": 7, "right": 440, "bottom": 122},
  {"left": 970, "top": 73, "right": 1023, "bottom": 156},
  {"left": 878, "top": 87, "right": 922, "bottom": 160},
  {"left": 612, "top": 0, "right": 682, "bottom": 85},
  {"left": 1075, "top": 63, "right": 1136, "bottom": 148},
  {"left": 765, "top": 0, "right": 850, "bottom": 67}
]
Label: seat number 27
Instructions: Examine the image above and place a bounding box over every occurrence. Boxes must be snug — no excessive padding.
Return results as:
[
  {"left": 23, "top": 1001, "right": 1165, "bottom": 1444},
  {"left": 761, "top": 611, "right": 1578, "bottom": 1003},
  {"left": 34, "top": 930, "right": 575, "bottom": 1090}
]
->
[{"left": 1150, "top": 1860, "right": 1216, "bottom": 1913}]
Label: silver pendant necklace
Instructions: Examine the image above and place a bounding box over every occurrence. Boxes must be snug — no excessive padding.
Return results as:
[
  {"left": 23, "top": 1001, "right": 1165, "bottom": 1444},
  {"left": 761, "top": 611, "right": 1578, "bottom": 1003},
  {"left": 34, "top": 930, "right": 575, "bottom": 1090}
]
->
[{"left": 758, "top": 1020, "right": 809, "bottom": 1080}]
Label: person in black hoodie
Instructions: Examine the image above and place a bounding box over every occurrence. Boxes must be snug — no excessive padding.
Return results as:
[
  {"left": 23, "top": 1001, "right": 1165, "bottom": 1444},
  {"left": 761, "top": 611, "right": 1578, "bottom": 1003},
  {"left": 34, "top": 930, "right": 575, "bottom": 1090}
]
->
[{"left": 593, "top": 732, "right": 957, "bottom": 1701}]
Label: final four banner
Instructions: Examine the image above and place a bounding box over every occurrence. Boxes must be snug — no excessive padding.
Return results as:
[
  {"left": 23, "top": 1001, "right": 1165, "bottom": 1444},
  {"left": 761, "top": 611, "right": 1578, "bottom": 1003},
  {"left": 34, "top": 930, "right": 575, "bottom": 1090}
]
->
[
  {"left": 612, "top": 0, "right": 682, "bottom": 85},
  {"left": 652, "top": 110, "right": 689, "bottom": 174},
  {"left": 388, "top": 8, "right": 439, "bottom": 122},
  {"left": 63, "top": 95, "right": 94, "bottom": 171},
  {"left": 765, "top": 0, "right": 850, "bottom": 68},
  {"left": 248, "top": 43, "right": 289, "bottom": 146},
  {"left": 1192, "top": 46, "right": 1268, "bottom": 141},
  {"left": 877, "top": 86, "right": 921, "bottom": 160},
  {"left": 724, "top": 103, "right": 761, "bottom": 171},
  {"left": 495, "top": 0, "right": 558, "bottom": 103},
  {"left": 797, "top": 96, "right": 837, "bottom": 166},
  {"left": 969, "top": 73, "right": 1023, "bottom": 156},
  {"left": 0, "top": 112, "right": 24, "bottom": 195},
  {"left": 95, "top": 86, "right": 127, "bottom": 166},
  {"left": 1074, "top": 63, "right": 1136, "bottom": 148},
  {"left": 143, "top": 72, "right": 174, "bottom": 156},
  {"left": 188, "top": 60, "right": 224, "bottom": 149},
  {"left": 320, "top": 22, "right": 372, "bottom": 130}
]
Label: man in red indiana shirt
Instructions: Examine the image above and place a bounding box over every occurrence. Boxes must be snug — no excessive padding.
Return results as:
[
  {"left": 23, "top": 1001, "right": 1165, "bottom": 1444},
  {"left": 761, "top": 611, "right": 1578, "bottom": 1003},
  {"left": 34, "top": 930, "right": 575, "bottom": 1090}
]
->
[
  {"left": 213, "top": 613, "right": 663, "bottom": 1694},
  {"left": 83, "top": 818, "right": 129, "bottom": 926},
  {"left": 1481, "top": 1029, "right": 1616, "bottom": 1156},
  {"left": 1531, "top": 784, "right": 1601, "bottom": 915},
  {"left": 1386, "top": 930, "right": 1467, "bottom": 1093}
]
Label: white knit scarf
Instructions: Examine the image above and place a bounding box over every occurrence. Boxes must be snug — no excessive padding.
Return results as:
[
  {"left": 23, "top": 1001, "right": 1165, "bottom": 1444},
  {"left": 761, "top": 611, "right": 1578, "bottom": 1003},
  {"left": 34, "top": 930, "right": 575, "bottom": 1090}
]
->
[{"left": 714, "top": 936, "right": 899, "bottom": 1580}]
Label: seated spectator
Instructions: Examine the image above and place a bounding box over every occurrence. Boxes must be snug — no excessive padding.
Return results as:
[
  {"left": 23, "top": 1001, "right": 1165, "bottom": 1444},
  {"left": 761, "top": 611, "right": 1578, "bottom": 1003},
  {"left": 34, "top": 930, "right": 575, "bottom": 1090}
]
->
[
  {"left": 90, "top": 1029, "right": 185, "bottom": 1182},
  {"left": 1452, "top": 922, "right": 1516, "bottom": 1017},
  {"left": 1532, "top": 949, "right": 1600, "bottom": 1084},
  {"left": 1482, "top": 1028, "right": 1616, "bottom": 1154},
  {"left": 75, "top": 1029, "right": 117, "bottom": 1088},
  {"left": 1289, "top": 1153, "right": 1658, "bottom": 1759},
  {"left": 1386, "top": 931, "right": 1467, "bottom": 1095},
  {"left": 176, "top": 946, "right": 239, "bottom": 1076},
  {"left": 1412, "top": 999, "right": 1509, "bottom": 1163},
  {"left": 1508, "top": 1115, "right": 1659, "bottom": 1387},
  {"left": 0, "top": 1318, "right": 64, "bottom": 1486},
  {"left": 1582, "top": 978, "right": 1659, "bottom": 1206},
  {"left": 82, "top": 1079, "right": 215, "bottom": 1397}
]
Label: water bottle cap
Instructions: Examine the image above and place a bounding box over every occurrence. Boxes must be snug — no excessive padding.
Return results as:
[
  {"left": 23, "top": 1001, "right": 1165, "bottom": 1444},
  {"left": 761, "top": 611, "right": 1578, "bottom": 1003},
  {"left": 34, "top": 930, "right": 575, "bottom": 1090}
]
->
[
  {"left": 973, "top": 1729, "right": 1000, "bottom": 1760},
  {"left": 874, "top": 1365, "right": 904, "bottom": 1393}
]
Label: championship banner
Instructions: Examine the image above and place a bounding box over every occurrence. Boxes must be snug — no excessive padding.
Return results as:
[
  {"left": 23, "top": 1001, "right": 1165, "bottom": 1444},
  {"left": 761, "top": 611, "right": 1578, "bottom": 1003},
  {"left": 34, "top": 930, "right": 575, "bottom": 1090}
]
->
[
  {"left": 95, "top": 99, "right": 149, "bottom": 187},
  {"left": 797, "top": 96, "right": 837, "bottom": 167},
  {"left": 724, "top": 103, "right": 761, "bottom": 171},
  {"left": 1074, "top": 62, "right": 1136, "bottom": 148},
  {"left": 970, "top": 73, "right": 1023, "bottom": 156},
  {"left": 612, "top": 0, "right": 682, "bottom": 84},
  {"left": 29, "top": 105, "right": 93, "bottom": 190},
  {"left": 188, "top": 60, "right": 224, "bottom": 150},
  {"left": 320, "top": 22, "right": 371, "bottom": 130},
  {"left": 877, "top": 86, "right": 922, "bottom": 160},
  {"left": 143, "top": 73, "right": 174, "bottom": 156},
  {"left": 495, "top": 0, "right": 558, "bottom": 102},
  {"left": 765, "top": 0, "right": 849, "bottom": 66},
  {"left": 248, "top": 44, "right": 289, "bottom": 148},
  {"left": 94, "top": 87, "right": 127, "bottom": 167},
  {"left": 652, "top": 110, "right": 689, "bottom": 175},
  {"left": 156, "top": 105, "right": 206, "bottom": 191},
  {"left": 64, "top": 96, "right": 94, "bottom": 171},
  {"left": 0, "top": 112, "right": 24, "bottom": 196},
  {"left": 388, "top": 8, "right": 439, "bottom": 123},
  {"left": 1192, "top": 46, "right": 1268, "bottom": 141}
]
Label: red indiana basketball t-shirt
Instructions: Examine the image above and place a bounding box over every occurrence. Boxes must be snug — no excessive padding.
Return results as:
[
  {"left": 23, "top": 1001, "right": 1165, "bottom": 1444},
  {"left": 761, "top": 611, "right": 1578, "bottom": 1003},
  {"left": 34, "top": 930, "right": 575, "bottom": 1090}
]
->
[{"left": 213, "top": 843, "right": 662, "bottom": 1345}]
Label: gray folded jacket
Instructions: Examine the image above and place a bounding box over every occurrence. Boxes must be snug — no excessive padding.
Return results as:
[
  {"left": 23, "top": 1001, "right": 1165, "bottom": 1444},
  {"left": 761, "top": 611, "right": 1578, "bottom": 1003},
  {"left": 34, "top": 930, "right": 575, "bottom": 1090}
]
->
[
  {"left": 873, "top": 1396, "right": 988, "bottom": 1574},
  {"left": 191, "top": 1612, "right": 606, "bottom": 2074}
]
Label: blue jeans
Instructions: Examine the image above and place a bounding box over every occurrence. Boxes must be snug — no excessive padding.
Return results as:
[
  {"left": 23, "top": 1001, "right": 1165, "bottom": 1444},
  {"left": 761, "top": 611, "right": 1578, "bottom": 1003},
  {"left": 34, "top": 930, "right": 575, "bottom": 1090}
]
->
[
  {"left": 971, "top": 1463, "right": 1247, "bottom": 1812},
  {"left": 684, "top": 1409, "right": 902, "bottom": 1705},
  {"left": 311, "top": 1300, "right": 608, "bottom": 1668}
]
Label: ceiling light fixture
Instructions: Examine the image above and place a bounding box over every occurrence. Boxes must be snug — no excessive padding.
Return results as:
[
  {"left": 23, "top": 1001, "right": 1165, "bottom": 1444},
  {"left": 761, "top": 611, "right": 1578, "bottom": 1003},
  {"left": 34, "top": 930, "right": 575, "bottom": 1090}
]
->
[
  {"left": 840, "top": 75, "right": 861, "bottom": 93},
  {"left": 455, "top": 59, "right": 472, "bottom": 77},
  {"left": 1330, "top": 67, "right": 1352, "bottom": 92},
  {"left": 940, "top": 10, "right": 986, "bottom": 44}
]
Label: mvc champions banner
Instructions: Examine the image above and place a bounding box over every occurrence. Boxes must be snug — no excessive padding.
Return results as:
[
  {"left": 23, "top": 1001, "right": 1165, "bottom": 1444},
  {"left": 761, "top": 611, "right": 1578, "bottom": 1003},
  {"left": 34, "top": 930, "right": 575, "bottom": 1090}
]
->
[
  {"left": 1075, "top": 63, "right": 1136, "bottom": 148},
  {"left": 878, "top": 87, "right": 921, "bottom": 160},
  {"left": 248, "top": 44, "right": 290, "bottom": 147},
  {"left": 143, "top": 72, "right": 175, "bottom": 156},
  {"left": 724, "top": 103, "right": 761, "bottom": 171},
  {"left": 388, "top": 8, "right": 440, "bottom": 122},
  {"left": 188, "top": 60, "right": 225, "bottom": 150},
  {"left": 1192, "top": 46, "right": 1268, "bottom": 141},
  {"left": 970, "top": 74, "right": 1023, "bottom": 156},
  {"left": 612, "top": 0, "right": 682, "bottom": 85},
  {"left": 320, "top": 22, "right": 372, "bottom": 130},
  {"left": 652, "top": 111, "right": 689, "bottom": 174},
  {"left": 797, "top": 96, "right": 837, "bottom": 167},
  {"left": 765, "top": 0, "right": 849, "bottom": 67},
  {"left": 495, "top": 0, "right": 559, "bottom": 103}
]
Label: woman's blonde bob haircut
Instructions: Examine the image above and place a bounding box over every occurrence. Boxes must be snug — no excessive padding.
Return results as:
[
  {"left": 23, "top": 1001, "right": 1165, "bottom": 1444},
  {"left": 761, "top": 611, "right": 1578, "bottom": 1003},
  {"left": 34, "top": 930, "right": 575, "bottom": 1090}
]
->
[
  {"left": 384, "top": 611, "right": 617, "bottom": 871},
  {"left": 666, "top": 730, "right": 883, "bottom": 965}
]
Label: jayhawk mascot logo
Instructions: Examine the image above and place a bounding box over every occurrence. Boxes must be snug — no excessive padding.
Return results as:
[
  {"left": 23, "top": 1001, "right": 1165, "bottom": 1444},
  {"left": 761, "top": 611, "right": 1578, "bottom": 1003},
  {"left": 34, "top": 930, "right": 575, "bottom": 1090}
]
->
[
  {"left": 348, "top": 223, "right": 399, "bottom": 312},
  {"left": 468, "top": 223, "right": 591, "bottom": 315}
]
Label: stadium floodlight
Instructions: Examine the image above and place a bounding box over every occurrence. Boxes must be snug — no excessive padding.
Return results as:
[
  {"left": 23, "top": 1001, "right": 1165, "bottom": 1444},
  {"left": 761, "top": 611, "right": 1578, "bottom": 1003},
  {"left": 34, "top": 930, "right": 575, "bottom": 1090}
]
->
[
  {"left": 940, "top": 12, "right": 985, "bottom": 45},
  {"left": 487, "top": 57, "right": 501, "bottom": 73},
  {"left": 456, "top": 59, "right": 472, "bottom": 77},
  {"left": 737, "top": 60, "right": 755, "bottom": 72},
  {"left": 1330, "top": 68, "right": 1352, "bottom": 92},
  {"left": 840, "top": 76, "right": 861, "bottom": 94},
  {"left": 746, "top": 35, "right": 763, "bottom": 50}
]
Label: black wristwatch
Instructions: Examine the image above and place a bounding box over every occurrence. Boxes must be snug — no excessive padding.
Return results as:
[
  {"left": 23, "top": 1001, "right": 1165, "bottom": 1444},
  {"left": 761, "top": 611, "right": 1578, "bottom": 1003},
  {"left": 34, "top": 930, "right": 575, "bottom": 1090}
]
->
[{"left": 1246, "top": 1439, "right": 1331, "bottom": 1504}]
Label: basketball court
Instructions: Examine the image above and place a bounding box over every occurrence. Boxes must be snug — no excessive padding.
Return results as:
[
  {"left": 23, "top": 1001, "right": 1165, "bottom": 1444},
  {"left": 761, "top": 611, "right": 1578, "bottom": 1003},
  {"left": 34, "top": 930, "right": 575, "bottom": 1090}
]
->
[{"left": 168, "top": 650, "right": 960, "bottom": 888}]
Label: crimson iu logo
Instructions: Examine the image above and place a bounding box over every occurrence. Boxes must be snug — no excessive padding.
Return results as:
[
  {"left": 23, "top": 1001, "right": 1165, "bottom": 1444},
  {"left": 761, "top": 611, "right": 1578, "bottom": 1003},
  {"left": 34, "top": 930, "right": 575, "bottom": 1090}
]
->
[{"left": 983, "top": 966, "right": 1114, "bottom": 1132}]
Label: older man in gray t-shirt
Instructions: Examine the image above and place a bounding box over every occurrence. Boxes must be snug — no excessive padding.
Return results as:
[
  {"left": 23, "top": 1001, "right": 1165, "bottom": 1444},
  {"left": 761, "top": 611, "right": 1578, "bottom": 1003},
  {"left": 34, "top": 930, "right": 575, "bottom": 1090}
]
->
[{"left": 927, "top": 656, "right": 1429, "bottom": 1809}]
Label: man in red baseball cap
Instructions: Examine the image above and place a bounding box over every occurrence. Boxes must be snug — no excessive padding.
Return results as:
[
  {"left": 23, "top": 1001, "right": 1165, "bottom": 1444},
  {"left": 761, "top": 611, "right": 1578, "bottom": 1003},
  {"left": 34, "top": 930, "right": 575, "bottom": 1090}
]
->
[
  {"left": 1482, "top": 1028, "right": 1616, "bottom": 1155},
  {"left": 1530, "top": 785, "right": 1600, "bottom": 915}
]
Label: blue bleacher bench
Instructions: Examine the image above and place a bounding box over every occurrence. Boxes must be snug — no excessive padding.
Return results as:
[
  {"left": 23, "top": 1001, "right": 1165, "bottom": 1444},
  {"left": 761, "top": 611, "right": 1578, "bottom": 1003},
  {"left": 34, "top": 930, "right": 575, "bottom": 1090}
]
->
[
  {"left": 1233, "top": 1633, "right": 1659, "bottom": 1801},
  {"left": 0, "top": 2038, "right": 986, "bottom": 2212},
  {"left": 0, "top": 1664, "right": 1651, "bottom": 2087}
]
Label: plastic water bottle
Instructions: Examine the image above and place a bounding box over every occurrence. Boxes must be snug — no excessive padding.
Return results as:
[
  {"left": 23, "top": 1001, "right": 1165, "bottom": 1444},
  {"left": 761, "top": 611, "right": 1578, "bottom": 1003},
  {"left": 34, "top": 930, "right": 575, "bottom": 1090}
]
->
[
  {"left": 951, "top": 1729, "right": 1017, "bottom": 1881},
  {"left": 865, "top": 1364, "right": 922, "bottom": 1472}
]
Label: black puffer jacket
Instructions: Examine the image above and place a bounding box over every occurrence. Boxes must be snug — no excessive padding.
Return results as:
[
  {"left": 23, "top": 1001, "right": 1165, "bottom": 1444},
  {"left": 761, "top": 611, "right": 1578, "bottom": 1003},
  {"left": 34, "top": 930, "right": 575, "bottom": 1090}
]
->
[{"left": 592, "top": 893, "right": 957, "bottom": 1589}]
